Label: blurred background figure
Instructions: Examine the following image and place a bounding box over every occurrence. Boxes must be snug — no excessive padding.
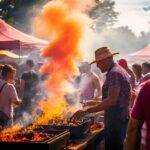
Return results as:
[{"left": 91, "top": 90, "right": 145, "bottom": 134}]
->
[
  {"left": 141, "top": 62, "right": 150, "bottom": 82},
  {"left": 65, "top": 62, "right": 102, "bottom": 106},
  {"left": 78, "top": 62, "right": 101, "bottom": 102},
  {"left": 118, "top": 59, "right": 135, "bottom": 88},
  {"left": 19, "top": 59, "right": 39, "bottom": 114},
  {"left": 34, "top": 62, "right": 43, "bottom": 73},
  {"left": 132, "top": 63, "right": 142, "bottom": 86},
  {"left": 128, "top": 62, "right": 150, "bottom": 150}
]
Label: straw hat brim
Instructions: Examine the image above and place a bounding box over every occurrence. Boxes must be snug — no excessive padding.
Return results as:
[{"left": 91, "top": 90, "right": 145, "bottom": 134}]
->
[{"left": 90, "top": 52, "right": 119, "bottom": 64}]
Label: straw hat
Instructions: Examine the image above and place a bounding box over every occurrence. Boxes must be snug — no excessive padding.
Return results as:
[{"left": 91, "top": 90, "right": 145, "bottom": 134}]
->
[{"left": 91, "top": 47, "right": 119, "bottom": 64}]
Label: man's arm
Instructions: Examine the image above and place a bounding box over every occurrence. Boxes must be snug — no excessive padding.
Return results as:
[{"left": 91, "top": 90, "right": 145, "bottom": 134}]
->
[
  {"left": 71, "top": 72, "right": 121, "bottom": 120},
  {"left": 71, "top": 84, "right": 120, "bottom": 120},
  {"left": 86, "top": 84, "right": 120, "bottom": 113},
  {"left": 126, "top": 118, "right": 143, "bottom": 150}
]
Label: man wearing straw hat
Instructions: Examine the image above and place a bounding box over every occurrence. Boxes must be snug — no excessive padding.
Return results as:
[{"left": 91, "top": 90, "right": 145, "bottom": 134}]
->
[{"left": 72, "top": 47, "right": 131, "bottom": 150}]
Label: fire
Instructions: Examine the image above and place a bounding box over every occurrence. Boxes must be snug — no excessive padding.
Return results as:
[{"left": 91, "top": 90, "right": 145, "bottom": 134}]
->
[
  {"left": 35, "top": 98, "right": 67, "bottom": 125},
  {"left": 0, "top": 124, "right": 47, "bottom": 142},
  {"left": 32, "top": 0, "right": 95, "bottom": 124},
  {"left": 0, "top": 124, "right": 22, "bottom": 141},
  {"left": 0, "top": 131, "right": 47, "bottom": 142},
  {"left": 0, "top": 124, "right": 22, "bottom": 134},
  {"left": 0, "top": 0, "right": 95, "bottom": 142}
]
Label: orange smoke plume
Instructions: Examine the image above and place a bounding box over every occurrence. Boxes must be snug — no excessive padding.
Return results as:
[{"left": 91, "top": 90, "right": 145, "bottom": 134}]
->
[
  {"left": 33, "top": 0, "right": 95, "bottom": 124},
  {"left": 62, "top": 0, "right": 96, "bottom": 12}
]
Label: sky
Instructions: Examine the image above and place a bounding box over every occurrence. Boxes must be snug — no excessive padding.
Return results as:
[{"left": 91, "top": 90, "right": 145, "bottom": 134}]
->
[{"left": 114, "top": 0, "right": 150, "bottom": 36}]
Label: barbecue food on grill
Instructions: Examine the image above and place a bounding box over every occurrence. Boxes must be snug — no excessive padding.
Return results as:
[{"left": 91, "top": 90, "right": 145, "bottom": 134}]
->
[
  {"left": 0, "top": 131, "right": 53, "bottom": 142},
  {"left": 90, "top": 122, "right": 103, "bottom": 132},
  {"left": 48, "top": 117, "right": 85, "bottom": 126}
]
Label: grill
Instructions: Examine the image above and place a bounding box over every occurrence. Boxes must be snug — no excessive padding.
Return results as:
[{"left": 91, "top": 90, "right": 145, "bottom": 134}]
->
[
  {"left": 0, "top": 129, "right": 70, "bottom": 150},
  {"left": 38, "top": 119, "right": 92, "bottom": 139}
]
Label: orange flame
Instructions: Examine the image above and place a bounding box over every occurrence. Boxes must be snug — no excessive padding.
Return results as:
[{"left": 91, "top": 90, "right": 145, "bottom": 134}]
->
[
  {"left": 32, "top": 0, "right": 95, "bottom": 124},
  {"left": 0, "top": 0, "right": 95, "bottom": 141}
]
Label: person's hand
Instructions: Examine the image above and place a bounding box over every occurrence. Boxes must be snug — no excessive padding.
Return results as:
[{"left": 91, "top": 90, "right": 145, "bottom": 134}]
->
[
  {"left": 70, "top": 110, "right": 87, "bottom": 122},
  {"left": 83, "top": 100, "right": 101, "bottom": 107}
]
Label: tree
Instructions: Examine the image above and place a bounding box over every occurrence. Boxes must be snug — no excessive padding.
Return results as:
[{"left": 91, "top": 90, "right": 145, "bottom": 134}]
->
[
  {"left": 104, "top": 26, "right": 139, "bottom": 53},
  {"left": 89, "top": 0, "right": 119, "bottom": 31},
  {"left": 0, "top": 0, "right": 15, "bottom": 23},
  {"left": 0, "top": 0, "right": 44, "bottom": 32},
  {"left": 0, "top": 0, "right": 118, "bottom": 33},
  {"left": 138, "top": 30, "right": 150, "bottom": 49}
]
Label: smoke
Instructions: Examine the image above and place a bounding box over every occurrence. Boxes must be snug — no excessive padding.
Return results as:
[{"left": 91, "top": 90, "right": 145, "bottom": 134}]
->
[
  {"left": 31, "top": 0, "right": 96, "bottom": 124},
  {"left": 62, "top": 0, "right": 96, "bottom": 12}
]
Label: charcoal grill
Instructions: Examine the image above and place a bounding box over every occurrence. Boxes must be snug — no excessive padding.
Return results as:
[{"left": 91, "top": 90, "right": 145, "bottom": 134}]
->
[
  {"left": 0, "top": 129, "right": 70, "bottom": 150},
  {"left": 38, "top": 119, "right": 92, "bottom": 139}
]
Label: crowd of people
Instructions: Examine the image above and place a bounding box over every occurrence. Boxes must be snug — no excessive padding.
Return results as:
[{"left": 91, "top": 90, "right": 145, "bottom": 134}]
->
[
  {"left": 71, "top": 47, "right": 150, "bottom": 150},
  {"left": 0, "top": 59, "right": 40, "bottom": 127},
  {"left": 0, "top": 46, "right": 150, "bottom": 150}
]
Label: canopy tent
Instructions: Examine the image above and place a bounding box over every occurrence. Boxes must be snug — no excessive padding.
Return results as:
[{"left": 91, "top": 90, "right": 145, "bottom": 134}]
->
[
  {"left": 0, "top": 19, "right": 48, "bottom": 50},
  {"left": 126, "top": 45, "right": 150, "bottom": 63}
]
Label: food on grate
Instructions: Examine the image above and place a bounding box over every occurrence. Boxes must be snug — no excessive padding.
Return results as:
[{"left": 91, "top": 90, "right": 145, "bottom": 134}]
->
[
  {"left": 0, "top": 131, "right": 54, "bottom": 142},
  {"left": 90, "top": 122, "right": 103, "bottom": 131}
]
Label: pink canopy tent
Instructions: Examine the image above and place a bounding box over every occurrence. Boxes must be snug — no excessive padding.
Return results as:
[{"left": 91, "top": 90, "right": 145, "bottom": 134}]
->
[
  {"left": 0, "top": 19, "right": 48, "bottom": 50},
  {"left": 127, "top": 46, "right": 150, "bottom": 62}
]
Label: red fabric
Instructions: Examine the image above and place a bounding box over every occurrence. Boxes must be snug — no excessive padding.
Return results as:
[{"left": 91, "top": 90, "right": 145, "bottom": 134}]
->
[
  {"left": 130, "top": 46, "right": 150, "bottom": 57},
  {"left": 128, "top": 46, "right": 150, "bottom": 61},
  {"left": 0, "top": 19, "right": 47, "bottom": 50},
  {"left": 0, "top": 41, "right": 20, "bottom": 49},
  {"left": 118, "top": 59, "right": 128, "bottom": 68},
  {"left": 131, "top": 80, "right": 150, "bottom": 150}
]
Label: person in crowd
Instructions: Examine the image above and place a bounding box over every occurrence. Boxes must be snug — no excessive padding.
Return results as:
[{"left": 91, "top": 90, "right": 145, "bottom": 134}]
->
[
  {"left": 141, "top": 62, "right": 150, "bottom": 82},
  {"left": 78, "top": 62, "right": 101, "bottom": 102},
  {"left": 0, "top": 65, "right": 21, "bottom": 127},
  {"left": 72, "top": 47, "right": 131, "bottom": 150},
  {"left": 131, "top": 71, "right": 150, "bottom": 150},
  {"left": 65, "top": 62, "right": 101, "bottom": 106},
  {"left": 19, "top": 59, "right": 39, "bottom": 113},
  {"left": 35, "top": 62, "right": 43, "bottom": 73},
  {"left": 139, "top": 62, "right": 150, "bottom": 150},
  {"left": 132, "top": 63, "right": 142, "bottom": 86},
  {"left": 126, "top": 79, "right": 150, "bottom": 150},
  {"left": 118, "top": 59, "right": 135, "bottom": 88}
]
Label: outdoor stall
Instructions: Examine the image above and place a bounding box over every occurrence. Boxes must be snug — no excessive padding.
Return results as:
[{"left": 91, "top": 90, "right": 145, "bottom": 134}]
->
[
  {"left": 126, "top": 45, "right": 150, "bottom": 63},
  {"left": 0, "top": 120, "right": 104, "bottom": 150},
  {"left": 0, "top": 19, "right": 48, "bottom": 50},
  {"left": 0, "top": 99, "right": 104, "bottom": 150},
  {"left": 0, "top": 127, "right": 70, "bottom": 150}
]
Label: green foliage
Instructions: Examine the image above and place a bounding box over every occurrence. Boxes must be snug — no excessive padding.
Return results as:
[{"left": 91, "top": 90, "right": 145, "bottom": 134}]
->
[
  {"left": 0, "top": 0, "right": 15, "bottom": 23},
  {"left": 103, "top": 26, "right": 150, "bottom": 53},
  {"left": 0, "top": 0, "right": 45, "bottom": 31},
  {"left": 89, "top": 0, "right": 119, "bottom": 31},
  {"left": 0, "top": 0, "right": 118, "bottom": 32}
]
